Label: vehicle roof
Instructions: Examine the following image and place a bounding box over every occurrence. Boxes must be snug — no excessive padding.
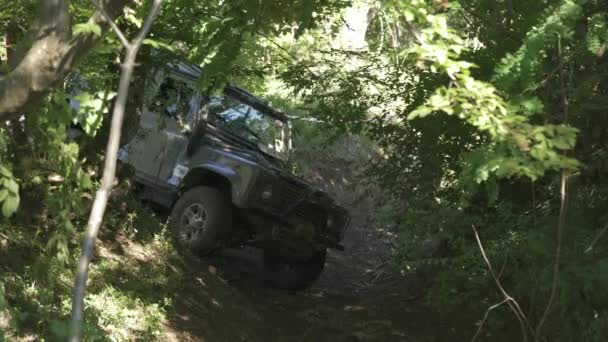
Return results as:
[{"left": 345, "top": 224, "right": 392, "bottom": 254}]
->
[{"left": 165, "top": 61, "right": 289, "bottom": 122}]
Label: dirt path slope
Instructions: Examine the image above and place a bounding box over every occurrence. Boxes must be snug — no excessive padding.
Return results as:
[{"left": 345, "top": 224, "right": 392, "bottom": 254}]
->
[{"left": 155, "top": 136, "right": 479, "bottom": 341}]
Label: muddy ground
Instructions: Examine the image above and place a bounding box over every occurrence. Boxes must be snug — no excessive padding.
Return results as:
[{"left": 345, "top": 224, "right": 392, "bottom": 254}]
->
[{"left": 147, "top": 137, "right": 483, "bottom": 341}]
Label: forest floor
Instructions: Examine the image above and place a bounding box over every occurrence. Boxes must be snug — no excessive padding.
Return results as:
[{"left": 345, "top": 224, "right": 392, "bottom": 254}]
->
[
  {"left": 150, "top": 136, "right": 480, "bottom": 341},
  {"left": 0, "top": 137, "right": 482, "bottom": 341}
]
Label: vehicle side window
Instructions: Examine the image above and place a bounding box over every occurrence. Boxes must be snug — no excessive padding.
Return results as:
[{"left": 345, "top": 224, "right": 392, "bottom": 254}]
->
[{"left": 148, "top": 76, "right": 198, "bottom": 123}]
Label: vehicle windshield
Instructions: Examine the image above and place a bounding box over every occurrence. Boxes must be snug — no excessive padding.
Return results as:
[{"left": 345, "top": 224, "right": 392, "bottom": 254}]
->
[{"left": 208, "top": 95, "right": 290, "bottom": 160}]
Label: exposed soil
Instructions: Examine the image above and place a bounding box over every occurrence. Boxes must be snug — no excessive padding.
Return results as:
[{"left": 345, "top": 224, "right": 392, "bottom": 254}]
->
[
  {"left": 0, "top": 137, "right": 513, "bottom": 341},
  {"left": 120, "top": 137, "right": 483, "bottom": 341}
]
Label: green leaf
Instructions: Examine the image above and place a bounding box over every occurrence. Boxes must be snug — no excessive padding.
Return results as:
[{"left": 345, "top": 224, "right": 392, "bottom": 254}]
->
[
  {"left": 403, "top": 9, "right": 414, "bottom": 22},
  {"left": 73, "top": 22, "right": 102, "bottom": 36},
  {"left": 0, "top": 165, "right": 12, "bottom": 178},
  {"left": 2, "top": 194, "right": 19, "bottom": 217},
  {"left": 586, "top": 13, "right": 608, "bottom": 55},
  {"left": 408, "top": 106, "right": 433, "bottom": 119},
  {"left": 4, "top": 178, "right": 18, "bottom": 194},
  {"left": 143, "top": 38, "right": 175, "bottom": 52},
  {"left": 0, "top": 189, "right": 8, "bottom": 202},
  {"left": 125, "top": 13, "right": 143, "bottom": 28}
]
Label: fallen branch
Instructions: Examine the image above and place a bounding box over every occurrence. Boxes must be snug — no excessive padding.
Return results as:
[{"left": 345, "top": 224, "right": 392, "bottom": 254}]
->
[
  {"left": 585, "top": 224, "right": 608, "bottom": 254},
  {"left": 69, "top": 1, "right": 163, "bottom": 341},
  {"left": 471, "top": 298, "right": 510, "bottom": 342},
  {"left": 472, "top": 225, "right": 533, "bottom": 342}
]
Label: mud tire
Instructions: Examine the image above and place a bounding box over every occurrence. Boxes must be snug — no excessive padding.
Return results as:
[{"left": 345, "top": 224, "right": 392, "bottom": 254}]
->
[{"left": 169, "top": 186, "right": 232, "bottom": 256}]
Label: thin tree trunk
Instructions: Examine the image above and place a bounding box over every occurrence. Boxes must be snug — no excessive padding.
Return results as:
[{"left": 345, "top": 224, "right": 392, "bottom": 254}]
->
[{"left": 69, "top": 1, "right": 163, "bottom": 340}]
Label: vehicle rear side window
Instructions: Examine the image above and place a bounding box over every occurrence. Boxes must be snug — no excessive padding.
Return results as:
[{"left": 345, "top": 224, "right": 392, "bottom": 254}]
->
[{"left": 148, "top": 76, "right": 198, "bottom": 123}]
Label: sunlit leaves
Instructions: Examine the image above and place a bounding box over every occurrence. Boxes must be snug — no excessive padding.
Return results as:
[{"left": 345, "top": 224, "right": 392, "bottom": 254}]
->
[
  {"left": 27, "top": 91, "right": 94, "bottom": 263},
  {"left": 586, "top": 12, "right": 608, "bottom": 56},
  {"left": 0, "top": 165, "right": 19, "bottom": 217},
  {"left": 125, "top": 10, "right": 143, "bottom": 29},
  {"left": 392, "top": 0, "right": 581, "bottom": 186},
  {"left": 142, "top": 38, "right": 175, "bottom": 52},
  {"left": 72, "top": 91, "right": 115, "bottom": 136},
  {"left": 73, "top": 22, "right": 102, "bottom": 37},
  {"left": 148, "top": 0, "right": 350, "bottom": 91},
  {"left": 493, "top": 0, "right": 586, "bottom": 92}
]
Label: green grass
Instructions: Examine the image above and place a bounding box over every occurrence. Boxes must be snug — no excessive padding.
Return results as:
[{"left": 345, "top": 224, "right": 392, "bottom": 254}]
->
[{"left": 0, "top": 185, "right": 181, "bottom": 341}]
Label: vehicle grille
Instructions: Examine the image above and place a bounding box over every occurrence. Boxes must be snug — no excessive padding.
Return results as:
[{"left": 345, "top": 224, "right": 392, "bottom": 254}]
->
[
  {"left": 250, "top": 175, "right": 308, "bottom": 215},
  {"left": 280, "top": 180, "right": 306, "bottom": 212}
]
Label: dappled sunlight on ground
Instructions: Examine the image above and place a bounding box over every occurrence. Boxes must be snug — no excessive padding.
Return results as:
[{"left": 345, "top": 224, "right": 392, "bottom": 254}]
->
[
  {"left": 146, "top": 135, "right": 482, "bottom": 341},
  {"left": 0, "top": 134, "right": 487, "bottom": 341}
]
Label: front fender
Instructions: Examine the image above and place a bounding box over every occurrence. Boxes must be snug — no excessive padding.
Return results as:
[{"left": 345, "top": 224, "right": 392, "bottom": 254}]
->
[
  {"left": 200, "top": 163, "right": 243, "bottom": 204},
  {"left": 177, "top": 161, "right": 257, "bottom": 207}
]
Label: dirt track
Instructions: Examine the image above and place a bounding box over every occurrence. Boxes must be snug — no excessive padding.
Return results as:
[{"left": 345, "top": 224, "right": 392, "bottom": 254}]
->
[{"left": 157, "top": 137, "right": 479, "bottom": 341}]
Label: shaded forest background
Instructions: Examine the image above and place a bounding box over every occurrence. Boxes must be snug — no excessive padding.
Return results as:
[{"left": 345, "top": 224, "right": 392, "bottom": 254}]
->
[{"left": 1, "top": 0, "right": 608, "bottom": 340}]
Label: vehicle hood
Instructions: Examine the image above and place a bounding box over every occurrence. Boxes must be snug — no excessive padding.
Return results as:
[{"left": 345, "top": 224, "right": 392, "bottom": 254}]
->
[{"left": 204, "top": 123, "right": 335, "bottom": 202}]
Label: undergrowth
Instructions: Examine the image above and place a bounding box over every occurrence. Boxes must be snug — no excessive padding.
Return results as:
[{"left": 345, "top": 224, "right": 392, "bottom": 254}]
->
[{"left": 0, "top": 183, "right": 177, "bottom": 341}]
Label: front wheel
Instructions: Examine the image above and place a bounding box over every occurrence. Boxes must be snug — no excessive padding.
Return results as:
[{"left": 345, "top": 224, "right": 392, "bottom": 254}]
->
[
  {"left": 169, "top": 186, "right": 232, "bottom": 256},
  {"left": 263, "top": 249, "right": 327, "bottom": 290}
]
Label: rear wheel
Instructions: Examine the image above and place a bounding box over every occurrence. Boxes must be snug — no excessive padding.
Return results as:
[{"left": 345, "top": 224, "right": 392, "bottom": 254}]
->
[
  {"left": 263, "top": 249, "right": 327, "bottom": 290},
  {"left": 169, "top": 186, "right": 232, "bottom": 255}
]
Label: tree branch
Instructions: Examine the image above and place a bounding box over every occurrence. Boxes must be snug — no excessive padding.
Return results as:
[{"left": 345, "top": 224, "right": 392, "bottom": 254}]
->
[
  {"left": 585, "top": 224, "right": 608, "bottom": 254},
  {"left": 471, "top": 298, "right": 510, "bottom": 342},
  {"left": 69, "top": 1, "right": 163, "bottom": 340},
  {"left": 32, "top": 0, "right": 70, "bottom": 39},
  {"left": 255, "top": 30, "right": 319, "bottom": 80},
  {"left": 472, "top": 225, "right": 533, "bottom": 341},
  {"left": 90, "top": 0, "right": 130, "bottom": 48},
  {"left": 0, "top": 0, "right": 133, "bottom": 117}
]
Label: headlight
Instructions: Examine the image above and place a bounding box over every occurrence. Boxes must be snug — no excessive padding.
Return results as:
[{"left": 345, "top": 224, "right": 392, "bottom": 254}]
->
[{"left": 261, "top": 188, "right": 273, "bottom": 200}]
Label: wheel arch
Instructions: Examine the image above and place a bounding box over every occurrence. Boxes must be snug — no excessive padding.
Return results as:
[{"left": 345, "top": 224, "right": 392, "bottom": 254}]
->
[{"left": 179, "top": 167, "right": 233, "bottom": 199}]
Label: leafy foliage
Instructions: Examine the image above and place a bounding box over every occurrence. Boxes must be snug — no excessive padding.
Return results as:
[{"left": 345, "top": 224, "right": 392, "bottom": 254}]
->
[
  {"left": 3, "top": 0, "right": 608, "bottom": 340},
  {"left": 586, "top": 12, "right": 608, "bottom": 55},
  {"left": 0, "top": 164, "right": 19, "bottom": 217},
  {"left": 272, "top": 0, "right": 608, "bottom": 340}
]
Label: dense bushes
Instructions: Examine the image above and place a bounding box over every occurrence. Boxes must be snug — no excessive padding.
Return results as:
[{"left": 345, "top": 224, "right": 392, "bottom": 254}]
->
[
  {"left": 2, "top": 0, "right": 608, "bottom": 340},
  {"left": 275, "top": 0, "right": 608, "bottom": 340}
]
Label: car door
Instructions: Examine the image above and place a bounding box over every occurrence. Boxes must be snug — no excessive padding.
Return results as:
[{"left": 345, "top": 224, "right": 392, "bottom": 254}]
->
[{"left": 120, "top": 71, "right": 200, "bottom": 186}]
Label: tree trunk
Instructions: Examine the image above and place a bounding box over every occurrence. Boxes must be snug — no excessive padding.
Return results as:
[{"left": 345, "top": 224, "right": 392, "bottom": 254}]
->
[{"left": 0, "top": 0, "right": 132, "bottom": 118}]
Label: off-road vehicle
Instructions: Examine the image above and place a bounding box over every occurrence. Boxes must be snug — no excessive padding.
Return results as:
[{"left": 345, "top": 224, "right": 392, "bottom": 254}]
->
[{"left": 118, "top": 62, "right": 349, "bottom": 290}]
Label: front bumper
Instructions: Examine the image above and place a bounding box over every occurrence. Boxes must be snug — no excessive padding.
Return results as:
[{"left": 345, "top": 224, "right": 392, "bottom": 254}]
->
[{"left": 244, "top": 171, "right": 350, "bottom": 249}]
